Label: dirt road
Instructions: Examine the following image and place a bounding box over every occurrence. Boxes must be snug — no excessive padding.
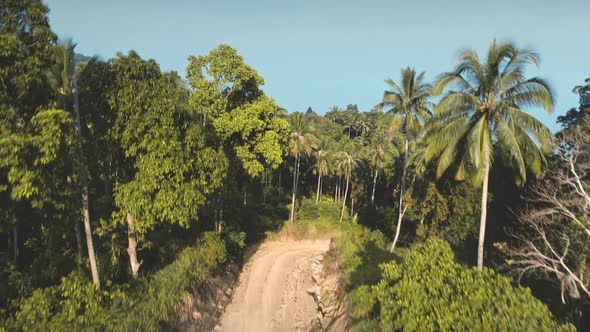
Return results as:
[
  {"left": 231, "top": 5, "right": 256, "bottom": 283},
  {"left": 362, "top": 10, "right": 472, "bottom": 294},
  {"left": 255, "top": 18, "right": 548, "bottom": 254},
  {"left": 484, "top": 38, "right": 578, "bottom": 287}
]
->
[{"left": 217, "top": 240, "right": 330, "bottom": 332}]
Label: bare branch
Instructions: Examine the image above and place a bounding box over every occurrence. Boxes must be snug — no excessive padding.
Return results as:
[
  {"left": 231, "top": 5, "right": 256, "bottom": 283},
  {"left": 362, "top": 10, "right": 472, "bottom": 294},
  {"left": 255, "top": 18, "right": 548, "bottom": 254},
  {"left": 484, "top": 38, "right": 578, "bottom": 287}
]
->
[{"left": 506, "top": 123, "right": 590, "bottom": 303}]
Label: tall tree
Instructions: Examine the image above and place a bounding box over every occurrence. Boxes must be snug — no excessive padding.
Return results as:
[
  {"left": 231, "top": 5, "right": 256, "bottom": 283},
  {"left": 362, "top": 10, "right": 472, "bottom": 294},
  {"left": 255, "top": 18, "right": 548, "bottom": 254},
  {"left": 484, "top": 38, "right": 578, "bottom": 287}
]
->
[
  {"left": 557, "top": 78, "right": 590, "bottom": 129},
  {"left": 186, "top": 44, "right": 290, "bottom": 211},
  {"left": 0, "top": 0, "right": 62, "bottom": 269},
  {"left": 506, "top": 119, "right": 590, "bottom": 303},
  {"left": 327, "top": 104, "right": 361, "bottom": 138},
  {"left": 52, "top": 40, "right": 100, "bottom": 290},
  {"left": 375, "top": 67, "right": 433, "bottom": 252},
  {"left": 313, "top": 137, "right": 332, "bottom": 204},
  {"left": 76, "top": 59, "right": 116, "bottom": 203},
  {"left": 0, "top": 0, "right": 56, "bottom": 116},
  {"left": 427, "top": 40, "right": 554, "bottom": 270},
  {"left": 336, "top": 145, "right": 360, "bottom": 223},
  {"left": 109, "top": 51, "right": 227, "bottom": 279},
  {"left": 367, "top": 129, "right": 398, "bottom": 205},
  {"left": 288, "top": 112, "right": 315, "bottom": 222}
]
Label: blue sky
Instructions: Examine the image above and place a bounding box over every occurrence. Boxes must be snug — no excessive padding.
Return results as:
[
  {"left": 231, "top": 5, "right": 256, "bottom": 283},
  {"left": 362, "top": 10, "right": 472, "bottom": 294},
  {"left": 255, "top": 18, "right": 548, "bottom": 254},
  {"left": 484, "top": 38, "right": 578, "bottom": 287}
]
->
[{"left": 45, "top": 0, "right": 588, "bottom": 131}]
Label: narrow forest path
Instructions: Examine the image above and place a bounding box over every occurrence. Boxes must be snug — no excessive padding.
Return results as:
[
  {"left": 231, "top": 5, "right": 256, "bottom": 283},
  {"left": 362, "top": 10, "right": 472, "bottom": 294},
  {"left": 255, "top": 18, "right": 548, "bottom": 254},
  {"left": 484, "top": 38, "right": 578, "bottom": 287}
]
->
[{"left": 217, "top": 240, "right": 330, "bottom": 332}]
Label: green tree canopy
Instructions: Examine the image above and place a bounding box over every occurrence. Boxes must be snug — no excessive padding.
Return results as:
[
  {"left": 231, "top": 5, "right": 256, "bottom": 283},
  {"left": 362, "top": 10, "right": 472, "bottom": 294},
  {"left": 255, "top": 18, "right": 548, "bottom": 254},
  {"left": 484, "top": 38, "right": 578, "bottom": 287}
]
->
[
  {"left": 109, "top": 51, "right": 227, "bottom": 234},
  {"left": 186, "top": 45, "right": 289, "bottom": 178},
  {"left": 0, "top": 0, "right": 56, "bottom": 118},
  {"left": 373, "top": 238, "right": 574, "bottom": 331}
]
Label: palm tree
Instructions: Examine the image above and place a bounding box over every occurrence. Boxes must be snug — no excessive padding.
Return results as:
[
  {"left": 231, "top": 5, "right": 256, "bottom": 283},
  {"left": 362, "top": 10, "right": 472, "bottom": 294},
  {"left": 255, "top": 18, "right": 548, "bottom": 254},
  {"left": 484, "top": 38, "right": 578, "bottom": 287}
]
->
[
  {"left": 426, "top": 40, "right": 554, "bottom": 270},
  {"left": 313, "top": 137, "right": 332, "bottom": 204},
  {"left": 375, "top": 67, "right": 433, "bottom": 252},
  {"left": 53, "top": 40, "right": 101, "bottom": 289},
  {"left": 333, "top": 156, "right": 343, "bottom": 202},
  {"left": 368, "top": 129, "right": 398, "bottom": 204},
  {"left": 289, "top": 112, "right": 316, "bottom": 222},
  {"left": 336, "top": 145, "right": 360, "bottom": 222}
]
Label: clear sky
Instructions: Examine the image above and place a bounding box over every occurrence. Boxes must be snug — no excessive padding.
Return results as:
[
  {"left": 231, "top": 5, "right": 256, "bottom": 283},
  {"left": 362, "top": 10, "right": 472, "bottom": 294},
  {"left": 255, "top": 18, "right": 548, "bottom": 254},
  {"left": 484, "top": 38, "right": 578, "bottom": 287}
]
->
[{"left": 45, "top": 0, "right": 588, "bottom": 131}]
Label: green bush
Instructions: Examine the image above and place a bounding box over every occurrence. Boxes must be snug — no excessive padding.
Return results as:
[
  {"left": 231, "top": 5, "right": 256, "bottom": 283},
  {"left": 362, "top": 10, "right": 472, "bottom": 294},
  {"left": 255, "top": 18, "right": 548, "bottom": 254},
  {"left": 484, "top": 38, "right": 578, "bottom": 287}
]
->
[
  {"left": 317, "top": 198, "right": 343, "bottom": 221},
  {"left": 2, "top": 271, "right": 127, "bottom": 331},
  {"left": 1, "top": 232, "right": 231, "bottom": 332},
  {"left": 273, "top": 196, "right": 350, "bottom": 240},
  {"left": 372, "top": 238, "right": 574, "bottom": 332},
  {"left": 335, "top": 225, "right": 390, "bottom": 288},
  {"left": 329, "top": 224, "right": 573, "bottom": 331},
  {"left": 298, "top": 197, "right": 320, "bottom": 220},
  {"left": 297, "top": 196, "right": 342, "bottom": 222},
  {"left": 327, "top": 223, "right": 392, "bottom": 331}
]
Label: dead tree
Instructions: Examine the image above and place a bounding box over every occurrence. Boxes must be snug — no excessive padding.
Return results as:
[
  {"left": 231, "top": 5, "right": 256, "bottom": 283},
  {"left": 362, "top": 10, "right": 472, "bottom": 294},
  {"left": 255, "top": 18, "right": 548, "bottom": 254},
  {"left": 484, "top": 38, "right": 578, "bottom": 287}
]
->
[{"left": 506, "top": 122, "right": 590, "bottom": 303}]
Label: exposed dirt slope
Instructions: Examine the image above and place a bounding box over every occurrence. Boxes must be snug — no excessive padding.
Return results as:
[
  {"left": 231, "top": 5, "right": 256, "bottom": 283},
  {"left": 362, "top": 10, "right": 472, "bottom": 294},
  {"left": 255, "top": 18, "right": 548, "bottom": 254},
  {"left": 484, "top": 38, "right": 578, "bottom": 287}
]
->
[{"left": 217, "top": 240, "right": 330, "bottom": 332}]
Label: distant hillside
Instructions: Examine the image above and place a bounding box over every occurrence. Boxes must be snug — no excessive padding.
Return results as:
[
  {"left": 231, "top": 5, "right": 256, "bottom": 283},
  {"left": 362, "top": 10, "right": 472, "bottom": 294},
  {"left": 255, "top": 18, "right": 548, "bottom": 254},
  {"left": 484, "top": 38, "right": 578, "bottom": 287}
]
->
[{"left": 74, "top": 52, "right": 95, "bottom": 64}]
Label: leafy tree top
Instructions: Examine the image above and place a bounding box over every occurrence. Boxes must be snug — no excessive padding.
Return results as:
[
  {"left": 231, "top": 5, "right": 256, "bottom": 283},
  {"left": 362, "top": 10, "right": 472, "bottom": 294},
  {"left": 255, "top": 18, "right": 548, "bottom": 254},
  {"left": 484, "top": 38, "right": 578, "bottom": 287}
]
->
[
  {"left": 374, "top": 238, "right": 575, "bottom": 331},
  {"left": 109, "top": 51, "right": 227, "bottom": 234},
  {"left": 289, "top": 112, "right": 316, "bottom": 158},
  {"left": 186, "top": 45, "right": 289, "bottom": 178},
  {"left": 1, "top": 0, "right": 57, "bottom": 121},
  {"left": 186, "top": 44, "right": 263, "bottom": 118},
  {"left": 426, "top": 40, "right": 554, "bottom": 186},
  {"left": 375, "top": 67, "right": 433, "bottom": 136}
]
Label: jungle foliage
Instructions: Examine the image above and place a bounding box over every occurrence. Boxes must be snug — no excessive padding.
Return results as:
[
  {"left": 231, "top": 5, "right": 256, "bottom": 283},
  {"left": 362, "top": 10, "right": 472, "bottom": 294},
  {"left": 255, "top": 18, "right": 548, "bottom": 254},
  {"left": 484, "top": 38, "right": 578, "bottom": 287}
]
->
[{"left": 1, "top": 1, "right": 589, "bottom": 330}]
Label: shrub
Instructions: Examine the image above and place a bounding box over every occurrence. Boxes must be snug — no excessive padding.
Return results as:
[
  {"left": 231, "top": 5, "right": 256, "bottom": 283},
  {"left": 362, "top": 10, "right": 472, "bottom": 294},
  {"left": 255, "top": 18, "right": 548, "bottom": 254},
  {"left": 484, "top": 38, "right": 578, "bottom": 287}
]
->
[
  {"left": 317, "top": 198, "right": 343, "bottom": 221},
  {"left": 372, "top": 238, "right": 575, "bottom": 331},
  {"left": 298, "top": 197, "right": 320, "bottom": 220},
  {"left": 2, "top": 272, "right": 126, "bottom": 331},
  {"left": 273, "top": 196, "right": 350, "bottom": 240},
  {"left": 1, "top": 232, "right": 230, "bottom": 332},
  {"left": 335, "top": 225, "right": 390, "bottom": 287},
  {"left": 326, "top": 222, "right": 392, "bottom": 329},
  {"left": 297, "top": 196, "right": 342, "bottom": 222}
]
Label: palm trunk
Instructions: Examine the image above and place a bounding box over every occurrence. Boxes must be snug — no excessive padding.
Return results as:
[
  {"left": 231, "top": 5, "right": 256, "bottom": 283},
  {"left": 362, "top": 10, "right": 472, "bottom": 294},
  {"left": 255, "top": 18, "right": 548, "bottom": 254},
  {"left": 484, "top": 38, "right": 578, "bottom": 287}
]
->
[
  {"left": 278, "top": 167, "right": 282, "bottom": 194},
  {"left": 337, "top": 176, "right": 341, "bottom": 202},
  {"left": 82, "top": 189, "right": 100, "bottom": 288},
  {"left": 7, "top": 230, "right": 10, "bottom": 259},
  {"left": 371, "top": 168, "right": 379, "bottom": 204},
  {"left": 290, "top": 154, "right": 299, "bottom": 223},
  {"left": 72, "top": 69, "right": 101, "bottom": 290},
  {"left": 10, "top": 196, "right": 18, "bottom": 264},
  {"left": 339, "top": 176, "right": 343, "bottom": 202},
  {"left": 68, "top": 175, "right": 83, "bottom": 258},
  {"left": 263, "top": 168, "right": 267, "bottom": 203},
  {"left": 74, "top": 221, "right": 83, "bottom": 258},
  {"left": 390, "top": 138, "right": 409, "bottom": 252},
  {"left": 12, "top": 225, "right": 18, "bottom": 264},
  {"left": 296, "top": 155, "right": 301, "bottom": 189},
  {"left": 126, "top": 213, "right": 141, "bottom": 279},
  {"left": 340, "top": 173, "right": 350, "bottom": 223},
  {"left": 316, "top": 173, "right": 322, "bottom": 204},
  {"left": 477, "top": 161, "right": 491, "bottom": 271}
]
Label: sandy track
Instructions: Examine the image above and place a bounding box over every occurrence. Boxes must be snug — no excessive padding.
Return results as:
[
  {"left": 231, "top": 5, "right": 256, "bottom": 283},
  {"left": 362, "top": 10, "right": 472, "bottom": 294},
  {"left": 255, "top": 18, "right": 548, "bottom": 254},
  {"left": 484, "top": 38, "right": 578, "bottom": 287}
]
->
[{"left": 217, "top": 240, "right": 330, "bottom": 332}]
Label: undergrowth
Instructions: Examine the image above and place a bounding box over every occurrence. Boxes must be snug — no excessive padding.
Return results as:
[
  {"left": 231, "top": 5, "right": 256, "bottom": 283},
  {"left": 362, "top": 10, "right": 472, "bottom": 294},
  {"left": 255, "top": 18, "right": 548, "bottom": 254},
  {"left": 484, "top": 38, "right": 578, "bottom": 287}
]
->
[
  {"left": 1, "top": 231, "right": 244, "bottom": 332},
  {"left": 277, "top": 196, "right": 575, "bottom": 331}
]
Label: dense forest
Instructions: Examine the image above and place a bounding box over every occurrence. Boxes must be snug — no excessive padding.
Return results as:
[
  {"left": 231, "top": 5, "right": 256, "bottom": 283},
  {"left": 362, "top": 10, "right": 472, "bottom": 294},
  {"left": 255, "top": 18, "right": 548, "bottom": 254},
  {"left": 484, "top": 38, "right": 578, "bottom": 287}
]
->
[{"left": 1, "top": 1, "right": 589, "bottom": 331}]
